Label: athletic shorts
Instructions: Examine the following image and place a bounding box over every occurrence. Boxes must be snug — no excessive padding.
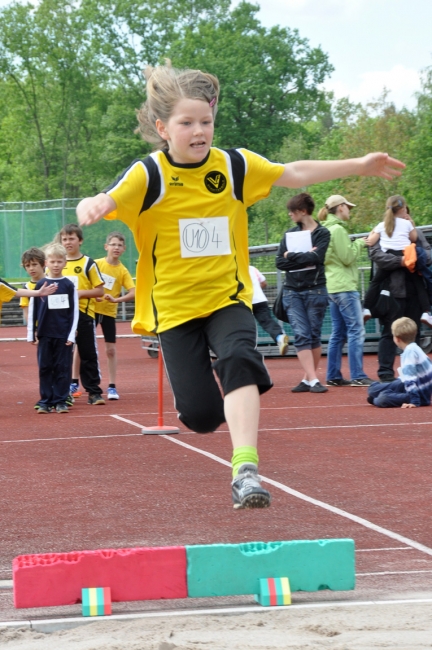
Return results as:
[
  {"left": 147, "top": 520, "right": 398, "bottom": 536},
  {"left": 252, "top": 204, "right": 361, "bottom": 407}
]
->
[
  {"left": 158, "top": 302, "right": 272, "bottom": 433},
  {"left": 95, "top": 313, "right": 116, "bottom": 343}
]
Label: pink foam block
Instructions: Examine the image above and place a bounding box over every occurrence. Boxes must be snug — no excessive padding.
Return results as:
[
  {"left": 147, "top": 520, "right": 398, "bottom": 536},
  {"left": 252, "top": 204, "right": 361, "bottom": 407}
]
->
[{"left": 13, "top": 546, "right": 187, "bottom": 608}]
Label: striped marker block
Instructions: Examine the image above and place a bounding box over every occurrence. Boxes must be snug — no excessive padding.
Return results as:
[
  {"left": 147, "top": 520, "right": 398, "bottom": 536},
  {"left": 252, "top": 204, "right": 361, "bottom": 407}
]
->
[
  {"left": 255, "top": 577, "right": 291, "bottom": 607},
  {"left": 82, "top": 587, "right": 112, "bottom": 617}
]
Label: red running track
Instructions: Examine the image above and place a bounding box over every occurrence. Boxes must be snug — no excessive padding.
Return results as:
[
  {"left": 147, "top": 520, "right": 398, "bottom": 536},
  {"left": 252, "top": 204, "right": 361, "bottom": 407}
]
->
[{"left": 1, "top": 324, "right": 432, "bottom": 620}]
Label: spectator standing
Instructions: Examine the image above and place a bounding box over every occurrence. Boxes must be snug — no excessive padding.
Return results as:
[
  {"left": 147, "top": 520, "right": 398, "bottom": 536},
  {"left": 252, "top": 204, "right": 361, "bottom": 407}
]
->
[
  {"left": 249, "top": 265, "right": 289, "bottom": 356},
  {"left": 368, "top": 207, "right": 431, "bottom": 382},
  {"left": 318, "top": 195, "right": 373, "bottom": 387},
  {"left": 276, "top": 193, "right": 330, "bottom": 393},
  {"left": 95, "top": 231, "right": 136, "bottom": 400}
]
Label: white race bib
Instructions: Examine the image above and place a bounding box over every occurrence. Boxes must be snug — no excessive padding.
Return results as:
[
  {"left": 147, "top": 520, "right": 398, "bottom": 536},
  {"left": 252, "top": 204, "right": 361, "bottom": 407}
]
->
[
  {"left": 48, "top": 294, "right": 70, "bottom": 309},
  {"left": 101, "top": 273, "right": 115, "bottom": 290},
  {"left": 179, "top": 217, "right": 231, "bottom": 258},
  {"left": 64, "top": 275, "right": 79, "bottom": 288}
]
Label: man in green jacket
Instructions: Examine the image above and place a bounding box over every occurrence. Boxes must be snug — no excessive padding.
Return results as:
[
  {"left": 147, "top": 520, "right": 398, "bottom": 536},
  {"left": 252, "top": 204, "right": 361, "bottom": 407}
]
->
[{"left": 318, "top": 195, "right": 373, "bottom": 387}]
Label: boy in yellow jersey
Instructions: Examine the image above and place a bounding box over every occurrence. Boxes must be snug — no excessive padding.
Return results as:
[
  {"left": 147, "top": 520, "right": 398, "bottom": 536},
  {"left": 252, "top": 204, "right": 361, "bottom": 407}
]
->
[
  {"left": 94, "top": 231, "right": 135, "bottom": 400},
  {"left": 59, "top": 223, "right": 105, "bottom": 405},
  {"left": 19, "top": 248, "right": 46, "bottom": 324},
  {"left": 76, "top": 63, "right": 404, "bottom": 509}
]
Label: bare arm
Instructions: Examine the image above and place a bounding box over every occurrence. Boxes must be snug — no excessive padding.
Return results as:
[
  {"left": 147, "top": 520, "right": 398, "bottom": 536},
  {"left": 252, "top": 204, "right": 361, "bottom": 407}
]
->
[
  {"left": 77, "top": 194, "right": 117, "bottom": 226},
  {"left": 16, "top": 282, "right": 57, "bottom": 298},
  {"left": 78, "top": 285, "right": 104, "bottom": 299},
  {"left": 104, "top": 287, "right": 136, "bottom": 303},
  {"left": 273, "top": 153, "right": 405, "bottom": 188},
  {"left": 365, "top": 231, "right": 380, "bottom": 247},
  {"left": 409, "top": 229, "right": 418, "bottom": 243}
]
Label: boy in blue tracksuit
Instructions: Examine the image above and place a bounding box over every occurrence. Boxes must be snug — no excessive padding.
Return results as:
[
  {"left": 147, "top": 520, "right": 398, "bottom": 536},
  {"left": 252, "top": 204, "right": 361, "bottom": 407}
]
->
[
  {"left": 28, "top": 244, "right": 79, "bottom": 413},
  {"left": 367, "top": 317, "right": 432, "bottom": 408}
]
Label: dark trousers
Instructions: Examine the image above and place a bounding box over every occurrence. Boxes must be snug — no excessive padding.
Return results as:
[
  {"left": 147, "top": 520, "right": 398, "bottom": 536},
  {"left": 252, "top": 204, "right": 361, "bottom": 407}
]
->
[
  {"left": 37, "top": 336, "right": 73, "bottom": 406},
  {"left": 252, "top": 301, "right": 283, "bottom": 343},
  {"left": 368, "top": 379, "right": 410, "bottom": 407},
  {"left": 76, "top": 312, "right": 102, "bottom": 395},
  {"left": 158, "top": 303, "right": 272, "bottom": 434},
  {"left": 378, "top": 280, "right": 422, "bottom": 380},
  {"left": 365, "top": 248, "right": 431, "bottom": 313}
]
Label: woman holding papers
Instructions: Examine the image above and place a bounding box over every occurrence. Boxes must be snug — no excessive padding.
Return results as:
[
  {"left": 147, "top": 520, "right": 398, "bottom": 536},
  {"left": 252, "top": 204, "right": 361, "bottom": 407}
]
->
[
  {"left": 318, "top": 195, "right": 373, "bottom": 387},
  {"left": 276, "top": 193, "right": 330, "bottom": 393}
]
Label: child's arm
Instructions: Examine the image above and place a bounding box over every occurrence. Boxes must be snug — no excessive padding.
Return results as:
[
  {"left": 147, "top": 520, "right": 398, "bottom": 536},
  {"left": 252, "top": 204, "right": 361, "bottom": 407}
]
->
[
  {"left": 364, "top": 231, "right": 380, "bottom": 247},
  {"left": 77, "top": 194, "right": 117, "bottom": 226},
  {"left": 104, "top": 287, "right": 135, "bottom": 303},
  {"left": 78, "top": 285, "right": 104, "bottom": 299},
  {"left": 16, "top": 282, "right": 57, "bottom": 298},
  {"left": 274, "top": 153, "right": 404, "bottom": 188},
  {"left": 409, "top": 229, "right": 418, "bottom": 243}
]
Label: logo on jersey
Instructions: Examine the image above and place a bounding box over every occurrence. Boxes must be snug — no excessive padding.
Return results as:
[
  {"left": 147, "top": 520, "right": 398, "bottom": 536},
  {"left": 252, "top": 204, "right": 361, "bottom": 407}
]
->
[
  {"left": 204, "top": 171, "right": 226, "bottom": 194},
  {"left": 169, "top": 175, "right": 183, "bottom": 187},
  {"left": 74, "top": 266, "right": 82, "bottom": 274}
]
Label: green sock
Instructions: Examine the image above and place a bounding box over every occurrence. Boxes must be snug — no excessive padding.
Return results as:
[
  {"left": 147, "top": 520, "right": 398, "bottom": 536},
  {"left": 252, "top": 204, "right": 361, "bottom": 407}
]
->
[{"left": 231, "top": 446, "right": 259, "bottom": 478}]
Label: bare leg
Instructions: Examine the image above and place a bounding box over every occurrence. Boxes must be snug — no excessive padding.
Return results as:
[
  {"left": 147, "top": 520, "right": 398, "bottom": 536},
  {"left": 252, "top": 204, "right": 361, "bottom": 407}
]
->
[
  {"left": 105, "top": 342, "right": 117, "bottom": 385},
  {"left": 312, "top": 346, "right": 322, "bottom": 372},
  {"left": 297, "top": 349, "right": 318, "bottom": 382},
  {"left": 72, "top": 347, "right": 80, "bottom": 380},
  {"left": 224, "top": 384, "right": 259, "bottom": 449}
]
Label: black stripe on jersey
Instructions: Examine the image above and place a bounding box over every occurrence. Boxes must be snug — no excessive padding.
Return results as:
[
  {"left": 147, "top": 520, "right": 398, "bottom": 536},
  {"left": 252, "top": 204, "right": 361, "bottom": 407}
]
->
[
  {"left": 225, "top": 149, "right": 246, "bottom": 203},
  {"left": 150, "top": 236, "right": 159, "bottom": 333},
  {"left": 228, "top": 235, "right": 245, "bottom": 303},
  {"left": 142, "top": 157, "right": 162, "bottom": 212}
]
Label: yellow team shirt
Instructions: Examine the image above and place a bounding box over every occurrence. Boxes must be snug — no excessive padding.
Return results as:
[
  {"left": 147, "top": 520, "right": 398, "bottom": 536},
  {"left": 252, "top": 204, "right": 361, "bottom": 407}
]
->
[
  {"left": 62, "top": 255, "right": 104, "bottom": 319},
  {"left": 106, "top": 147, "right": 284, "bottom": 336},
  {"left": 94, "top": 258, "right": 135, "bottom": 318},
  {"left": 19, "top": 280, "right": 37, "bottom": 309},
  {"left": 0, "top": 279, "right": 17, "bottom": 303}
]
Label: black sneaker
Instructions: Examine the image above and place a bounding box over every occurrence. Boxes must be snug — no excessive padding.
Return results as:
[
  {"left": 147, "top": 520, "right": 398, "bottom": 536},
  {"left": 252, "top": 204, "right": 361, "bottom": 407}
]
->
[
  {"left": 232, "top": 464, "right": 271, "bottom": 510},
  {"left": 37, "top": 405, "right": 51, "bottom": 414},
  {"left": 88, "top": 394, "right": 106, "bottom": 405},
  {"left": 65, "top": 394, "right": 74, "bottom": 407},
  {"left": 379, "top": 375, "right": 395, "bottom": 383},
  {"left": 291, "top": 381, "right": 310, "bottom": 393},
  {"left": 350, "top": 378, "right": 374, "bottom": 387},
  {"left": 326, "top": 378, "right": 351, "bottom": 387},
  {"left": 55, "top": 403, "right": 69, "bottom": 414},
  {"left": 310, "top": 381, "right": 328, "bottom": 393}
]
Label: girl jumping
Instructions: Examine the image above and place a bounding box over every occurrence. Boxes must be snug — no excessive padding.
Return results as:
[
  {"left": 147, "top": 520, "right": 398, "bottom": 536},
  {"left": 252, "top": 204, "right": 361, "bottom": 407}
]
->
[{"left": 76, "top": 63, "right": 404, "bottom": 509}]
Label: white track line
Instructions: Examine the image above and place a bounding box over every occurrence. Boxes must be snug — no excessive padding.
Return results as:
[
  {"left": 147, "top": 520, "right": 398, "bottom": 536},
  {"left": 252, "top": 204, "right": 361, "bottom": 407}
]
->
[
  {"left": 2, "top": 597, "right": 432, "bottom": 632},
  {"left": 356, "top": 547, "right": 413, "bottom": 552},
  {"left": 110, "top": 416, "right": 432, "bottom": 559},
  {"left": 358, "top": 570, "right": 432, "bottom": 576}
]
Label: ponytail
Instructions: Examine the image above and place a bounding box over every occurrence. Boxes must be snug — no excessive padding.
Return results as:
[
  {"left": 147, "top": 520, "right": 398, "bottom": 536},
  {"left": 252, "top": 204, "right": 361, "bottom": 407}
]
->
[
  {"left": 317, "top": 206, "right": 329, "bottom": 221},
  {"left": 384, "top": 195, "right": 406, "bottom": 237}
]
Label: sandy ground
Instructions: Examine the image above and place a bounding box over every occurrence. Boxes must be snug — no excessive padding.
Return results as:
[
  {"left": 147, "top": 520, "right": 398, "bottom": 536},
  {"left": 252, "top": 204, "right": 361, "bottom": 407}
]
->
[{"left": 1, "top": 602, "right": 432, "bottom": 649}]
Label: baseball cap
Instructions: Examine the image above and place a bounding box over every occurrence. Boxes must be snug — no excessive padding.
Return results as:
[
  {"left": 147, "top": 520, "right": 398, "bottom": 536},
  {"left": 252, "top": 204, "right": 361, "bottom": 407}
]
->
[{"left": 325, "top": 195, "right": 356, "bottom": 210}]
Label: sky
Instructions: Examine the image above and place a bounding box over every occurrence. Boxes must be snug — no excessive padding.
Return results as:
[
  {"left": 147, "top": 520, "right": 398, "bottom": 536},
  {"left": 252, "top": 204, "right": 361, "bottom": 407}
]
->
[
  {"left": 235, "top": 0, "right": 432, "bottom": 110},
  {"left": 0, "top": 0, "right": 431, "bottom": 110}
]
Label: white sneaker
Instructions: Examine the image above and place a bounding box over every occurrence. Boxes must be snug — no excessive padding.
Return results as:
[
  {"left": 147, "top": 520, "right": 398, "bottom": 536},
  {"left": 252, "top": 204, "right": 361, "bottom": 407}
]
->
[
  {"left": 277, "top": 334, "right": 289, "bottom": 356},
  {"left": 421, "top": 312, "right": 432, "bottom": 328},
  {"left": 363, "top": 309, "right": 372, "bottom": 323},
  {"left": 107, "top": 387, "right": 119, "bottom": 400}
]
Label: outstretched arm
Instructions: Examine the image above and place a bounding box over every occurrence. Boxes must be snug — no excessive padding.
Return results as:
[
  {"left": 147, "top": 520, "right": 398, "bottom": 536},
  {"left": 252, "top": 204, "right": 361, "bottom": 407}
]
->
[
  {"left": 77, "top": 194, "right": 117, "bottom": 226},
  {"left": 273, "top": 153, "right": 405, "bottom": 188}
]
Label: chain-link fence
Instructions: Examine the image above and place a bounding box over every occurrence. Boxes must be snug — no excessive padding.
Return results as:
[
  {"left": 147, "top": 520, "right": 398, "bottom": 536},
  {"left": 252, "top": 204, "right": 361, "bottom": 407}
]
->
[{"left": 0, "top": 200, "right": 138, "bottom": 278}]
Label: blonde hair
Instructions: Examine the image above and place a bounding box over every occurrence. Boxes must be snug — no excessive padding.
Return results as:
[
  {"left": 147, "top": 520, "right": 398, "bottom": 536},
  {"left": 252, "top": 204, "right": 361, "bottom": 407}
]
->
[
  {"left": 391, "top": 317, "right": 417, "bottom": 343},
  {"left": 383, "top": 195, "right": 406, "bottom": 237},
  {"left": 45, "top": 243, "right": 67, "bottom": 260},
  {"left": 135, "top": 61, "right": 220, "bottom": 150}
]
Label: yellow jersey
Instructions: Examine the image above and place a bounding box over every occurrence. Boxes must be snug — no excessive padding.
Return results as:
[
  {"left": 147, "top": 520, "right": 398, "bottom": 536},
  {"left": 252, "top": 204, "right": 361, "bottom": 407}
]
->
[
  {"left": 0, "top": 278, "right": 17, "bottom": 303},
  {"left": 105, "top": 147, "right": 284, "bottom": 336},
  {"left": 19, "top": 280, "right": 37, "bottom": 309},
  {"left": 62, "top": 255, "right": 104, "bottom": 319},
  {"left": 94, "top": 258, "right": 135, "bottom": 318}
]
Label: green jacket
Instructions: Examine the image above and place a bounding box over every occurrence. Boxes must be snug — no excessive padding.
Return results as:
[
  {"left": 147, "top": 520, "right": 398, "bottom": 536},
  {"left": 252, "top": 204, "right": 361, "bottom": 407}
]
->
[{"left": 323, "top": 214, "right": 366, "bottom": 293}]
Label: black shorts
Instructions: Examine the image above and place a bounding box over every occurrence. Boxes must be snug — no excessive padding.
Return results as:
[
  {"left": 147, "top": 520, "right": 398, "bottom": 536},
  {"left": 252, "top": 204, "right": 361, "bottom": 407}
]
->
[
  {"left": 95, "top": 314, "right": 116, "bottom": 343},
  {"left": 158, "top": 302, "right": 272, "bottom": 433}
]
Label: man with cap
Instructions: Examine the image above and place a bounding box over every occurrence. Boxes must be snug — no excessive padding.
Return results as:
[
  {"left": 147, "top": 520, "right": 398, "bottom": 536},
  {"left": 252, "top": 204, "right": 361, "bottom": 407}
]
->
[{"left": 317, "top": 195, "right": 374, "bottom": 387}]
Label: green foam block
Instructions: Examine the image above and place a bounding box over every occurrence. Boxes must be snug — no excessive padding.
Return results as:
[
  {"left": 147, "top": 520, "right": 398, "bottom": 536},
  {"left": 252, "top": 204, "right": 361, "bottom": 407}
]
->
[{"left": 186, "top": 539, "right": 355, "bottom": 598}]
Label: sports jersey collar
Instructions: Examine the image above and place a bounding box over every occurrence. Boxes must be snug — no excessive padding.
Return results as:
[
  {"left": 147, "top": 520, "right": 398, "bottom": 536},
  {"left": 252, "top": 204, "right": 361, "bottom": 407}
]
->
[{"left": 162, "top": 149, "right": 211, "bottom": 169}]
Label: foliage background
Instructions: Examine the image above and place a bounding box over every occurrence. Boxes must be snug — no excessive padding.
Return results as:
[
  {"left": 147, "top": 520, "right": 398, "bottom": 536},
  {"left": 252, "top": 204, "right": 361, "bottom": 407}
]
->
[{"left": 0, "top": 0, "right": 431, "bottom": 276}]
